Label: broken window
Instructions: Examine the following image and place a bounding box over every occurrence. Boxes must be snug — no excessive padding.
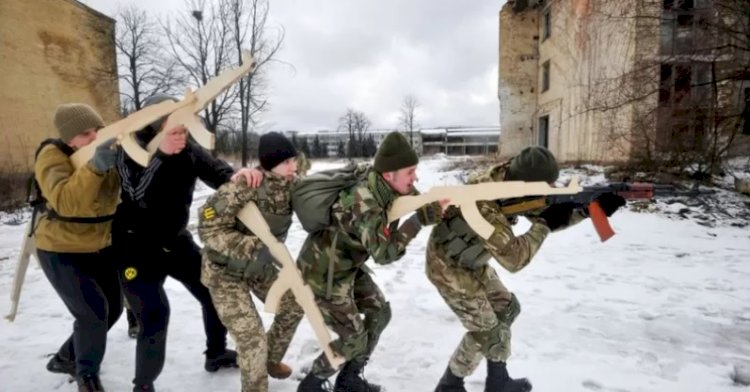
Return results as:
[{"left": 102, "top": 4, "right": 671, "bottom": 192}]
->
[
  {"left": 664, "top": 0, "right": 695, "bottom": 10},
  {"left": 659, "top": 62, "right": 713, "bottom": 108},
  {"left": 692, "top": 62, "right": 711, "bottom": 103},
  {"left": 541, "top": 60, "right": 550, "bottom": 92},
  {"left": 538, "top": 115, "right": 549, "bottom": 148},
  {"left": 660, "top": 0, "right": 705, "bottom": 55},
  {"left": 659, "top": 64, "right": 673, "bottom": 106},
  {"left": 674, "top": 65, "right": 692, "bottom": 105}
]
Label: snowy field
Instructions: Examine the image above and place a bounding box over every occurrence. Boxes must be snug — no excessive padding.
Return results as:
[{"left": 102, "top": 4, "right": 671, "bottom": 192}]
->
[{"left": 0, "top": 156, "right": 749, "bottom": 392}]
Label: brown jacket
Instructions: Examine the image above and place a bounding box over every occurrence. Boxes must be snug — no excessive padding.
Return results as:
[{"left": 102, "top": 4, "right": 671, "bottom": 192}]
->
[{"left": 33, "top": 144, "right": 120, "bottom": 253}]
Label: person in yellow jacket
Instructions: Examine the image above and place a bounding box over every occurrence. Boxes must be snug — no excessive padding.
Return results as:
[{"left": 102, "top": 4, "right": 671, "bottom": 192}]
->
[{"left": 35, "top": 103, "right": 123, "bottom": 392}]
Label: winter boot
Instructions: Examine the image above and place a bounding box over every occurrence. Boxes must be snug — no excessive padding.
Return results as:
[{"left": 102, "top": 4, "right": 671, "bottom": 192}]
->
[
  {"left": 334, "top": 360, "right": 382, "bottom": 392},
  {"left": 297, "top": 372, "right": 331, "bottom": 392},
  {"left": 46, "top": 353, "right": 76, "bottom": 377},
  {"left": 126, "top": 308, "right": 139, "bottom": 339},
  {"left": 434, "top": 366, "right": 467, "bottom": 392},
  {"left": 204, "top": 348, "right": 238, "bottom": 372},
  {"left": 268, "top": 361, "right": 293, "bottom": 379},
  {"left": 133, "top": 384, "right": 154, "bottom": 392},
  {"left": 76, "top": 374, "right": 105, "bottom": 392},
  {"left": 485, "top": 361, "right": 532, "bottom": 392}
]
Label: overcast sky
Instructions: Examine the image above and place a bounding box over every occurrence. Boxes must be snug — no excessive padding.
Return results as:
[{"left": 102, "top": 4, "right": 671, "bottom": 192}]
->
[{"left": 79, "top": 0, "right": 504, "bottom": 132}]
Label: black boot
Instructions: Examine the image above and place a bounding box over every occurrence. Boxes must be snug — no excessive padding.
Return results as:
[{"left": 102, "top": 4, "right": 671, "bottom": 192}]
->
[
  {"left": 126, "top": 308, "right": 139, "bottom": 339},
  {"left": 133, "top": 384, "right": 155, "bottom": 392},
  {"left": 46, "top": 353, "right": 76, "bottom": 377},
  {"left": 297, "top": 372, "right": 330, "bottom": 392},
  {"left": 204, "top": 349, "right": 238, "bottom": 372},
  {"left": 334, "top": 360, "right": 382, "bottom": 392},
  {"left": 485, "top": 361, "right": 532, "bottom": 392},
  {"left": 434, "top": 366, "right": 467, "bottom": 392},
  {"left": 77, "top": 374, "right": 105, "bottom": 392}
]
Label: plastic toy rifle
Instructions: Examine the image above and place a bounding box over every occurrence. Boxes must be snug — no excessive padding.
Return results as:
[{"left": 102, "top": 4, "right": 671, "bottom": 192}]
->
[
  {"left": 497, "top": 182, "right": 714, "bottom": 242},
  {"left": 6, "top": 52, "right": 257, "bottom": 322}
]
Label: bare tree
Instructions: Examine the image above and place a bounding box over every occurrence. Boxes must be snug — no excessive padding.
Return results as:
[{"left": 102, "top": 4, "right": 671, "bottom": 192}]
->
[
  {"left": 163, "top": 0, "right": 237, "bottom": 137},
  {"left": 399, "top": 95, "right": 419, "bottom": 148},
  {"left": 225, "top": 0, "right": 284, "bottom": 166},
  {"left": 115, "top": 5, "right": 181, "bottom": 113},
  {"left": 339, "top": 108, "right": 371, "bottom": 158}
]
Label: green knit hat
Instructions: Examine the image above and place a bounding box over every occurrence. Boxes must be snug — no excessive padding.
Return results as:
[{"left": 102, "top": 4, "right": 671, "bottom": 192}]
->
[
  {"left": 373, "top": 131, "right": 419, "bottom": 173},
  {"left": 53, "top": 103, "right": 105, "bottom": 142},
  {"left": 506, "top": 146, "right": 559, "bottom": 182}
]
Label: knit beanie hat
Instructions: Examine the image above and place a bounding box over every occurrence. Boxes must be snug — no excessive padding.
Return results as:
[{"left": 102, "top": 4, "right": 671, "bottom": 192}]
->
[
  {"left": 259, "top": 132, "right": 297, "bottom": 171},
  {"left": 505, "top": 146, "right": 559, "bottom": 183},
  {"left": 53, "top": 103, "right": 105, "bottom": 142},
  {"left": 373, "top": 131, "right": 419, "bottom": 173},
  {"left": 142, "top": 93, "right": 177, "bottom": 131}
]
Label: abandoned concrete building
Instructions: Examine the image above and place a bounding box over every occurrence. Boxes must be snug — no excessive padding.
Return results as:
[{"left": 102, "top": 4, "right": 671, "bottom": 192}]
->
[
  {"left": 0, "top": 0, "right": 119, "bottom": 206},
  {"left": 498, "top": 0, "right": 749, "bottom": 164}
]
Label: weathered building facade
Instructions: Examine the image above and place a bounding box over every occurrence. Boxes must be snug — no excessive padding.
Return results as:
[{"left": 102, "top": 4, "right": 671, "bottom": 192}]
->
[
  {"left": 0, "top": 0, "right": 119, "bottom": 205},
  {"left": 498, "top": 0, "right": 749, "bottom": 165}
]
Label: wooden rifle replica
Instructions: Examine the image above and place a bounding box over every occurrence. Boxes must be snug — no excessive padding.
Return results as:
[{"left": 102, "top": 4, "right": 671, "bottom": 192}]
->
[
  {"left": 237, "top": 203, "right": 346, "bottom": 368},
  {"left": 387, "top": 178, "right": 584, "bottom": 240},
  {"left": 6, "top": 52, "right": 257, "bottom": 322}
]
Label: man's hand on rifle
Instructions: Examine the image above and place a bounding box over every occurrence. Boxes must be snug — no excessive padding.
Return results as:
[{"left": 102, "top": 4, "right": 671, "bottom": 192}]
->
[
  {"left": 595, "top": 193, "right": 626, "bottom": 217},
  {"left": 159, "top": 125, "right": 188, "bottom": 155},
  {"left": 538, "top": 202, "right": 578, "bottom": 231},
  {"left": 416, "top": 198, "right": 450, "bottom": 226}
]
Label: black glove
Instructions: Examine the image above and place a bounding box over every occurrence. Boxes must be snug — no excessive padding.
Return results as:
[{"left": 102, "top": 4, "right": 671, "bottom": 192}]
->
[
  {"left": 416, "top": 201, "right": 444, "bottom": 226},
  {"left": 594, "top": 193, "right": 626, "bottom": 217},
  {"left": 90, "top": 138, "right": 118, "bottom": 172},
  {"left": 538, "top": 202, "right": 578, "bottom": 231}
]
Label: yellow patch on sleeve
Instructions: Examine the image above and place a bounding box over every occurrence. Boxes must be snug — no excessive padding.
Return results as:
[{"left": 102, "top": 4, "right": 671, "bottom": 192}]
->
[{"left": 203, "top": 207, "right": 216, "bottom": 220}]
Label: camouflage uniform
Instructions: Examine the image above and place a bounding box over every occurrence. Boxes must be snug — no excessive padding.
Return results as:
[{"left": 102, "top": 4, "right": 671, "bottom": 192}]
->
[
  {"left": 198, "top": 172, "right": 304, "bottom": 392},
  {"left": 426, "top": 163, "right": 585, "bottom": 378},
  {"left": 297, "top": 168, "right": 426, "bottom": 378}
]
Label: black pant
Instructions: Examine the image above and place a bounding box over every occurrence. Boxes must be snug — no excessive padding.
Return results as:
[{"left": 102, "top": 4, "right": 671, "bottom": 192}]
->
[
  {"left": 115, "top": 230, "right": 228, "bottom": 386},
  {"left": 37, "top": 248, "right": 123, "bottom": 377}
]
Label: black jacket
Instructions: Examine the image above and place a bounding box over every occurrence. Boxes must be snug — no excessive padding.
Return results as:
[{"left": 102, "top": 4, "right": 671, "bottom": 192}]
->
[{"left": 113, "top": 128, "right": 234, "bottom": 247}]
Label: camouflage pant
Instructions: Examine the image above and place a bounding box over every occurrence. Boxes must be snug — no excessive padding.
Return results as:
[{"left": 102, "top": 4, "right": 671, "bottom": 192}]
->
[
  {"left": 426, "top": 244, "right": 520, "bottom": 378},
  {"left": 309, "top": 268, "right": 392, "bottom": 378},
  {"left": 201, "top": 259, "right": 303, "bottom": 392}
]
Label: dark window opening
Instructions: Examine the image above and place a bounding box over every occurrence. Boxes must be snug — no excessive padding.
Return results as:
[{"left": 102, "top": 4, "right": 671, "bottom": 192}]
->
[
  {"left": 541, "top": 61, "right": 550, "bottom": 92},
  {"left": 674, "top": 65, "right": 692, "bottom": 105},
  {"left": 659, "top": 64, "right": 673, "bottom": 106},
  {"left": 538, "top": 116, "right": 549, "bottom": 148},
  {"left": 542, "top": 9, "right": 551, "bottom": 41},
  {"left": 743, "top": 88, "right": 750, "bottom": 135}
]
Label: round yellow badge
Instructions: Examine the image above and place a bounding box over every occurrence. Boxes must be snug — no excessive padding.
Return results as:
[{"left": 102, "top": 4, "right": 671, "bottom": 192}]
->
[{"left": 124, "top": 267, "right": 138, "bottom": 281}]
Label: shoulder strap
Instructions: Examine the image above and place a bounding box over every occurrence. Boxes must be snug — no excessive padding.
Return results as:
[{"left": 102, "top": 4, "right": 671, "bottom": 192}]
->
[
  {"left": 35, "top": 138, "right": 73, "bottom": 159},
  {"left": 29, "top": 138, "right": 114, "bottom": 230}
]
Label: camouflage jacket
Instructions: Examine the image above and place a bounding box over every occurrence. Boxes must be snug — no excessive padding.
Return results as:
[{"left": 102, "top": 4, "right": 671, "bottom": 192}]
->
[
  {"left": 297, "top": 167, "right": 422, "bottom": 293},
  {"left": 429, "top": 162, "right": 585, "bottom": 273},
  {"left": 198, "top": 171, "right": 296, "bottom": 280}
]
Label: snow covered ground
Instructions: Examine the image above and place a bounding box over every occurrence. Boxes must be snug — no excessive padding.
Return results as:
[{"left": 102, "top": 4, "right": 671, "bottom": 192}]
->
[{"left": 1, "top": 156, "right": 749, "bottom": 392}]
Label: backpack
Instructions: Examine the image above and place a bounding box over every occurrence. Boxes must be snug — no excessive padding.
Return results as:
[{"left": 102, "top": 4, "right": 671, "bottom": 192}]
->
[
  {"left": 28, "top": 139, "right": 113, "bottom": 235},
  {"left": 291, "top": 163, "right": 369, "bottom": 233}
]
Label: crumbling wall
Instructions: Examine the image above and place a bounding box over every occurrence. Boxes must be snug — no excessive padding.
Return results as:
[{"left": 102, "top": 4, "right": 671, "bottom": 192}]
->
[
  {"left": 0, "top": 0, "right": 119, "bottom": 179},
  {"left": 497, "top": 2, "right": 539, "bottom": 159}
]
